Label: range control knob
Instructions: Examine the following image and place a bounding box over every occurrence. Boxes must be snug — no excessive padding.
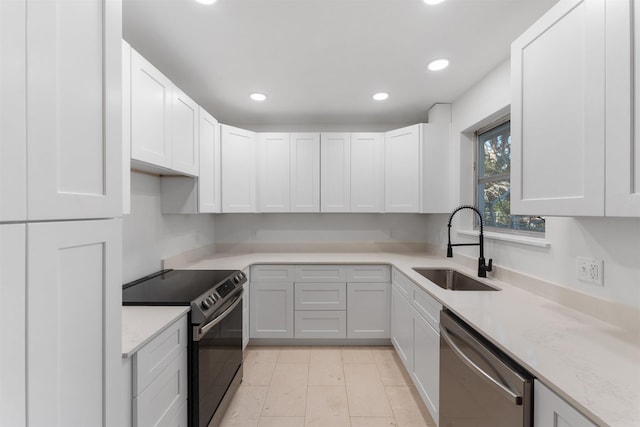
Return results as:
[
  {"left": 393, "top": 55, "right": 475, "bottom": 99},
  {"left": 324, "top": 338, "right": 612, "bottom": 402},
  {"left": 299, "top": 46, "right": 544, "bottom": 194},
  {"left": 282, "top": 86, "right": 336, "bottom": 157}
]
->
[
  {"left": 201, "top": 298, "right": 212, "bottom": 310},
  {"left": 232, "top": 276, "right": 240, "bottom": 284}
]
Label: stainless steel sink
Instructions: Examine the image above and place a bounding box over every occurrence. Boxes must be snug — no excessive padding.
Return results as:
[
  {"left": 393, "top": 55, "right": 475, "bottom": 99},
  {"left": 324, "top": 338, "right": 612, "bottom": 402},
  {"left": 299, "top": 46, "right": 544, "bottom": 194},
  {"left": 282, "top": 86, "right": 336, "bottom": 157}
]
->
[{"left": 412, "top": 268, "right": 499, "bottom": 291}]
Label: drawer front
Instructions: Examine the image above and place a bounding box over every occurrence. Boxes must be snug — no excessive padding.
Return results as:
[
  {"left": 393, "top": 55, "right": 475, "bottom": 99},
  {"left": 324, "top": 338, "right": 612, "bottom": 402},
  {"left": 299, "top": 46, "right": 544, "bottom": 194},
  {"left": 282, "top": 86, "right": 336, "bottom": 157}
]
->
[
  {"left": 392, "top": 267, "right": 413, "bottom": 298},
  {"left": 295, "top": 282, "right": 346, "bottom": 310},
  {"left": 134, "top": 348, "right": 188, "bottom": 427},
  {"left": 251, "top": 265, "right": 294, "bottom": 282},
  {"left": 412, "top": 286, "right": 442, "bottom": 330},
  {"left": 295, "top": 310, "right": 346, "bottom": 338},
  {"left": 346, "top": 265, "right": 390, "bottom": 282},
  {"left": 295, "top": 265, "right": 346, "bottom": 282},
  {"left": 134, "top": 315, "right": 188, "bottom": 395}
]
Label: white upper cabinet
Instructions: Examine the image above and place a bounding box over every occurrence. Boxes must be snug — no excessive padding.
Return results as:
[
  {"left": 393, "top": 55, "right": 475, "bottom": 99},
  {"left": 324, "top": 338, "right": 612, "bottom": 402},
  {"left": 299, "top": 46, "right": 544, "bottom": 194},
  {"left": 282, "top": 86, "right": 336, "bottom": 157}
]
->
[
  {"left": 511, "top": 0, "right": 606, "bottom": 216},
  {"left": 122, "top": 40, "right": 131, "bottom": 215},
  {"left": 321, "top": 133, "right": 351, "bottom": 212},
  {"left": 198, "top": 108, "right": 221, "bottom": 213},
  {"left": 258, "top": 133, "right": 291, "bottom": 212},
  {"left": 350, "top": 133, "right": 384, "bottom": 212},
  {"left": 26, "top": 0, "right": 122, "bottom": 220},
  {"left": 0, "top": 0, "right": 26, "bottom": 222},
  {"left": 130, "top": 48, "right": 172, "bottom": 170},
  {"left": 605, "top": 0, "right": 640, "bottom": 217},
  {"left": 171, "top": 88, "right": 199, "bottom": 176},
  {"left": 290, "top": 133, "right": 320, "bottom": 212},
  {"left": 221, "top": 124, "right": 257, "bottom": 212},
  {"left": 385, "top": 124, "right": 449, "bottom": 213}
]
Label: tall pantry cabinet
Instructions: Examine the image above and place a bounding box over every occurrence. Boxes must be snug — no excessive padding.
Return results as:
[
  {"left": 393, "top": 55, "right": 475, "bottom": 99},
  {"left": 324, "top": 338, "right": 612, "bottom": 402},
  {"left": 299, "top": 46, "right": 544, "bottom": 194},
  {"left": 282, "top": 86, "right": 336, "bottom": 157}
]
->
[{"left": 0, "top": 1, "right": 123, "bottom": 426}]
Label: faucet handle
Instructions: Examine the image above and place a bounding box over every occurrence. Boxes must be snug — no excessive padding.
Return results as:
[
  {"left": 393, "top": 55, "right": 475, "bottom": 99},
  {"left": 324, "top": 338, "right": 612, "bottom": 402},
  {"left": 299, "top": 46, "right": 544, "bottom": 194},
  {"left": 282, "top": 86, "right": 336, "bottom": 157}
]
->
[{"left": 486, "top": 258, "right": 493, "bottom": 272}]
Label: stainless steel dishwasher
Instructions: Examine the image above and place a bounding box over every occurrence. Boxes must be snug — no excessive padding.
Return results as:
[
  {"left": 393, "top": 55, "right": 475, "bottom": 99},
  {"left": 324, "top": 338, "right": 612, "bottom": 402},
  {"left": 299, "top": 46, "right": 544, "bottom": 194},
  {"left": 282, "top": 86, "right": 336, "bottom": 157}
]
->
[{"left": 440, "top": 309, "right": 533, "bottom": 427}]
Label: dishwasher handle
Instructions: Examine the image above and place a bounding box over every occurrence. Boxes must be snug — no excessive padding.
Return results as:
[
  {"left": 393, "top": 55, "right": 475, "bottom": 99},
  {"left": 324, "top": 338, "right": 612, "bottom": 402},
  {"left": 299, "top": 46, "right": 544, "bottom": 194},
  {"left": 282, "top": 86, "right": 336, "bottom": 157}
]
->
[{"left": 441, "top": 325, "right": 523, "bottom": 405}]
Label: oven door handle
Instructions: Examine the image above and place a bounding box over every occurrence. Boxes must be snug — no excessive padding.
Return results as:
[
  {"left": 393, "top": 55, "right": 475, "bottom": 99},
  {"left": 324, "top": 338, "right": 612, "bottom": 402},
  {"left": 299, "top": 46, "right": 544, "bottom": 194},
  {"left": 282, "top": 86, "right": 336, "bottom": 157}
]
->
[
  {"left": 440, "top": 325, "right": 523, "bottom": 405},
  {"left": 194, "top": 289, "right": 244, "bottom": 341}
]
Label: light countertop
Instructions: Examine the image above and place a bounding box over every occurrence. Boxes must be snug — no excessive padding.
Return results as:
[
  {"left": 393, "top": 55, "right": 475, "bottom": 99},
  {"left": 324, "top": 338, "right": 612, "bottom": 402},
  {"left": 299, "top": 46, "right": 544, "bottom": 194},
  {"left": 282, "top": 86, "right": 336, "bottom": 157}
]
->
[
  {"left": 175, "top": 251, "right": 640, "bottom": 427},
  {"left": 122, "top": 306, "right": 190, "bottom": 358}
]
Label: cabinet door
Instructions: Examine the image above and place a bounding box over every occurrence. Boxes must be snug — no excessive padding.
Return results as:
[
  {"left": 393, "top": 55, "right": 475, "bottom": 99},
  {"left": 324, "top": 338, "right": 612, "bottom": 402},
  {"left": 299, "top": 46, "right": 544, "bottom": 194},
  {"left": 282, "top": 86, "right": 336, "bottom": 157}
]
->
[
  {"left": 321, "top": 133, "right": 351, "bottom": 212},
  {"left": 290, "top": 133, "right": 320, "bottom": 212},
  {"left": 171, "top": 88, "right": 199, "bottom": 176},
  {"left": 605, "top": 0, "right": 640, "bottom": 216},
  {"left": 250, "top": 282, "right": 294, "bottom": 338},
  {"left": 26, "top": 0, "right": 122, "bottom": 220},
  {"left": 122, "top": 40, "right": 132, "bottom": 215},
  {"left": 198, "top": 108, "right": 221, "bottom": 213},
  {"left": 511, "top": 0, "right": 605, "bottom": 216},
  {"left": 131, "top": 48, "right": 172, "bottom": 169},
  {"left": 258, "top": 133, "right": 291, "bottom": 212},
  {"left": 534, "top": 380, "right": 597, "bottom": 427},
  {"left": 347, "top": 283, "right": 390, "bottom": 339},
  {"left": 295, "top": 311, "right": 346, "bottom": 339},
  {"left": 221, "top": 125, "right": 256, "bottom": 212},
  {"left": 391, "top": 286, "right": 414, "bottom": 371},
  {"left": 27, "top": 219, "right": 122, "bottom": 427},
  {"left": 412, "top": 310, "right": 439, "bottom": 424},
  {"left": 385, "top": 125, "right": 420, "bottom": 212},
  {"left": 0, "top": 224, "right": 26, "bottom": 427},
  {"left": 0, "top": 0, "right": 26, "bottom": 222},
  {"left": 420, "top": 123, "right": 450, "bottom": 213},
  {"left": 350, "top": 133, "right": 384, "bottom": 212}
]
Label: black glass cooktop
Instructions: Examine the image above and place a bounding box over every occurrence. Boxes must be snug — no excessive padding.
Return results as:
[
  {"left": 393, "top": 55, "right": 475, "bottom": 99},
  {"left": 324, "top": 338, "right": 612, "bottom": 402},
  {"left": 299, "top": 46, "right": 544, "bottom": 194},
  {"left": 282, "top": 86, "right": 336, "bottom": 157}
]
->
[{"left": 122, "top": 269, "right": 239, "bottom": 306}]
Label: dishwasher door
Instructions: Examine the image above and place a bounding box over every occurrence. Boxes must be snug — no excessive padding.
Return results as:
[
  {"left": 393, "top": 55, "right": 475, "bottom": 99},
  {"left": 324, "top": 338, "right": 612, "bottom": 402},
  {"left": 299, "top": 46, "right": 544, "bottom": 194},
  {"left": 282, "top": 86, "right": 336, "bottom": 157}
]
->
[{"left": 439, "top": 310, "right": 533, "bottom": 427}]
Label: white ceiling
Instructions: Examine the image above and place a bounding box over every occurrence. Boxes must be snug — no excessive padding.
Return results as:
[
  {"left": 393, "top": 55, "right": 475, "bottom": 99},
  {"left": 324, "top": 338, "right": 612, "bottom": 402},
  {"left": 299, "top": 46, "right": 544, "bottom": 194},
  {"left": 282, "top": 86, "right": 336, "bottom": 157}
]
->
[{"left": 123, "top": 0, "right": 558, "bottom": 130}]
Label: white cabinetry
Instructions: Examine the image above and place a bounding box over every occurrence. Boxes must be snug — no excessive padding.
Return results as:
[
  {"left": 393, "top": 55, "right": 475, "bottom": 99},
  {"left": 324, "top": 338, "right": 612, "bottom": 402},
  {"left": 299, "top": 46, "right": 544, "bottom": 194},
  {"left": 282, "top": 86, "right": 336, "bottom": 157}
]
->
[
  {"left": 122, "top": 316, "right": 189, "bottom": 427},
  {"left": 242, "top": 268, "right": 250, "bottom": 349},
  {"left": 250, "top": 282, "right": 295, "bottom": 339},
  {"left": 606, "top": 0, "right": 640, "bottom": 217},
  {"left": 534, "top": 380, "right": 597, "bottom": 427},
  {"left": 347, "top": 282, "right": 390, "bottom": 339},
  {"left": 511, "top": 0, "right": 605, "bottom": 216},
  {"left": 122, "top": 40, "right": 132, "bottom": 215},
  {"left": 321, "top": 133, "right": 351, "bottom": 212},
  {"left": 350, "top": 133, "right": 384, "bottom": 212},
  {"left": 384, "top": 124, "right": 449, "bottom": 213},
  {"left": 221, "top": 124, "right": 257, "bottom": 212},
  {"left": 391, "top": 285, "right": 414, "bottom": 369},
  {"left": 258, "top": 133, "right": 291, "bottom": 212},
  {"left": 171, "top": 88, "right": 199, "bottom": 176},
  {"left": 27, "top": 219, "right": 122, "bottom": 427},
  {"left": 0, "top": 225, "right": 25, "bottom": 427},
  {"left": 291, "top": 133, "right": 320, "bottom": 212}
]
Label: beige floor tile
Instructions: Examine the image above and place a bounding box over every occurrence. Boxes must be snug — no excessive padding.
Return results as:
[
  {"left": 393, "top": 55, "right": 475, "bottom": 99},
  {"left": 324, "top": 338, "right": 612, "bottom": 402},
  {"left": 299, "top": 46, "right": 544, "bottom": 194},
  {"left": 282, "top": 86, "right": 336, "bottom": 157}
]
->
[
  {"left": 277, "top": 347, "right": 311, "bottom": 363},
  {"left": 372, "top": 346, "right": 398, "bottom": 363},
  {"left": 341, "top": 347, "right": 376, "bottom": 364},
  {"left": 257, "top": 417, "right": 305, "bottom": 427},
  {"left": 343, "top": 363, "right": 383, "bottom": 386},
  {"left": 305, "top": 385, "right": 350, "bottom": 427},
  {"left": 262, "top": 363, "right": 309, "bottom": 417},
  {"left": 346, "top": 381, "right": 394, "bottom": 417},
  {"left": 375, "top": 352, "right": 412, "bottom": 386},
  {"left": 351, "top": 417, "right": 399, "bottom": 427},
  {"left": 245, "top": 346, "right": 281, "bottom": 364},
  {"left": 243, "top": 358, "right": 277, "bottom": 386},
  {"left": 385, "top": 385, "right": 436, "bottom": 427},
  {"left": 309, "top": 347, "right": 342, "bottom": 364},
  {"left": 308, "top": 358, "right": 344, "bottom": 386},
  {"left": 219, "top": 385, "right": 268, "bottom": 427}
]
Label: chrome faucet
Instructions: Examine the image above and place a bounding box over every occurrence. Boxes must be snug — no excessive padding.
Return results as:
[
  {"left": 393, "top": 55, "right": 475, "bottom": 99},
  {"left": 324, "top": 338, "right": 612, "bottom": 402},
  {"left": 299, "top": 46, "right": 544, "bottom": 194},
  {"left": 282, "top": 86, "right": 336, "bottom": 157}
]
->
[{"left": 447, "top": 205, "right": 493, "bottom": 278}]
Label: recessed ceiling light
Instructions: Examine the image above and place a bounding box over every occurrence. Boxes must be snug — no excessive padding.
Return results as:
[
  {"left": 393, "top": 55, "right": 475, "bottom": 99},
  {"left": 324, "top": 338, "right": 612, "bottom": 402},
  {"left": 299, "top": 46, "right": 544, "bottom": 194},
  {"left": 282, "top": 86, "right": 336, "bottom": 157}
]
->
[
  {"left": 428, "top": 58, "right": 449, "bottom": 71},
  {"left": 373, "top": 92, "right": 389, "bottom": 101},
  {"left": 423, "top": 0, "right": 446, "bottom": 5},
  {"left": 250, "top": 93, "right": 267, "bottom": 101},
  {"left": 195, "top": 0, "right": 217, "bottom": 4}
]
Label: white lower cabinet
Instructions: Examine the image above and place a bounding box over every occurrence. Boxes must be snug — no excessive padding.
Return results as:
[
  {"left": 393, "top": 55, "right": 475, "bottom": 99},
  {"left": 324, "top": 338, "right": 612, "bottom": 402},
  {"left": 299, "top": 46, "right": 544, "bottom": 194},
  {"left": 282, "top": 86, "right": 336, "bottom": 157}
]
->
[
  {"left": 123, "top": 315, "right": 188, "bottom": 427},
  {"left": 295, "top": 310, "right": 347, "bottom": 339},
  {"left": 250, "top": 282, "right": 295, "bottom": 338},
  {"left": 391, "top": 285, "right": 414, "bottom": 370},
  {"left": 412, "top": 310, "right": 439, "bottom": 423},
  {"left": 534, "top": 380, "right": 597, "bottom": 427},
  {"left": 347, "top": 282, "right": 390, "bottom": 339},
  {"left": 242, "top": 268, "right": 250, "bottom": 349}
]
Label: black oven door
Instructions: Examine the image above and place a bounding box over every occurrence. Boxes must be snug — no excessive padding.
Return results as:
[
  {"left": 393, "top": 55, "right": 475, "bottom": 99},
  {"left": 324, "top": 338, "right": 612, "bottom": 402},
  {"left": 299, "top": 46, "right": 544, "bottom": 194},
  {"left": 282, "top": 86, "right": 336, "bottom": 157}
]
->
[{"left": 190, "top": 289, "right": 243, "bottom": 427}]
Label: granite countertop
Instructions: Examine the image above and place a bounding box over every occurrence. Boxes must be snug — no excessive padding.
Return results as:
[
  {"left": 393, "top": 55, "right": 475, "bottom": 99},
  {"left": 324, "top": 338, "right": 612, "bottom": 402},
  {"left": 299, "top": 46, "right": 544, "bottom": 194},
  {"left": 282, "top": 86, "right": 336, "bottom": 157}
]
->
[
  {"left": 174, "top": 251, "right": 640, "bottom": 427},
  {"left": 122, "top": 306, "right": 190, "bottom": 358}
]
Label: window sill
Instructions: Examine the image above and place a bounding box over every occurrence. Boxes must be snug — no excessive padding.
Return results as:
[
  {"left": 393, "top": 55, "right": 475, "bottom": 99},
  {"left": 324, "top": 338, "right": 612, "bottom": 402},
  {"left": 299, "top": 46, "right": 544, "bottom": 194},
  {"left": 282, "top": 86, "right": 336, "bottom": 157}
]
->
[{"left": 456, "top": 229, "right": 551, "bottom": 248}]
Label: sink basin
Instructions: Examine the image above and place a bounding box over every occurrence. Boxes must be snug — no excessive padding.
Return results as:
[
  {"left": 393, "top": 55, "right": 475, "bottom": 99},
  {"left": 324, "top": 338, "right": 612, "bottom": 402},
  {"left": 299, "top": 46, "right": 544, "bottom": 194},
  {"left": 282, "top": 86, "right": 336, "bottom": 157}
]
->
[{"left": 412, "top": 268, "right": 499, "bottom": 291}]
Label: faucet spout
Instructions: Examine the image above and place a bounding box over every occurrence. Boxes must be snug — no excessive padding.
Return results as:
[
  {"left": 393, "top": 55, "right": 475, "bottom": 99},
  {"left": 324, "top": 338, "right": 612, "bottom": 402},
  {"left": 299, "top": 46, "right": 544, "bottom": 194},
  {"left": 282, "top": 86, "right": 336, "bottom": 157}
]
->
[{"left": 446, "top": 205, "right": 493, "bottom": 278}]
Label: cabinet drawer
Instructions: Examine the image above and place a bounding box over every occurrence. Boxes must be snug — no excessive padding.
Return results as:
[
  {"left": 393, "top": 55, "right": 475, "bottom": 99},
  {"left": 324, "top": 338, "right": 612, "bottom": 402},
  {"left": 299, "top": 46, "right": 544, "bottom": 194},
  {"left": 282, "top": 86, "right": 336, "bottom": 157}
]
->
[
  {"left": 134, "top": 348, "right": 188, "bottom": 427},
  {"left": 295, "top": 282, "right": 346, "bottom": 310},
  {"left": 295, "top": 310, "right": 346, "bottom": 339},
  {"left": 295, "top": 265, "right": 346, "bottom": 282},
  {"left": 346, "top": 265, "right": 390, "bottom": 282},
  {"left": 251, "top": 265, "right": 294, "bottom": 282},
  {"left": 412, "top": 286, "right": 441, "bottom": 330},
  {"left": 392, "top": 267, "right": 413, "bottom": 298},
  {"left": 134, "top": 316, "right": 187, "bottom": 395}
]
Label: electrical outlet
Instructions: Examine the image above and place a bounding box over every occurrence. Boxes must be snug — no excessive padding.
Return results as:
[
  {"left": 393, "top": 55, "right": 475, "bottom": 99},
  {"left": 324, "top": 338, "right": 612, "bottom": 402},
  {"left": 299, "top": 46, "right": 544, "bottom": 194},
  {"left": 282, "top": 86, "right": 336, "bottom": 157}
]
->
[{"left": 577, "top": 257, "right": 604, "bottom": 286}]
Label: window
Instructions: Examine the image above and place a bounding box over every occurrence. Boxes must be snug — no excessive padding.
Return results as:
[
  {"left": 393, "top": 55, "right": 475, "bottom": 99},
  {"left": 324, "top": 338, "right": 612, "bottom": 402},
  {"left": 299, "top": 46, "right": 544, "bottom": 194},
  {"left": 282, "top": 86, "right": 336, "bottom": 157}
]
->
[{"left": 475, "top": 119, "right": 545, "bottom": 234}]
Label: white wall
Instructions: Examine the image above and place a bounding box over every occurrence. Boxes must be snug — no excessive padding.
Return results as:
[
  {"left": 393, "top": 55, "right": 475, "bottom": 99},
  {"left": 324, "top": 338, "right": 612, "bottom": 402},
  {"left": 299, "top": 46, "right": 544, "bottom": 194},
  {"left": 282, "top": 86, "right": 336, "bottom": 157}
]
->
[
  {"left": 122, "top": 172, "right": 216, "bottom": 282},
  {"left": 436, "top": 60, "right": 640, "bottom": 309}
]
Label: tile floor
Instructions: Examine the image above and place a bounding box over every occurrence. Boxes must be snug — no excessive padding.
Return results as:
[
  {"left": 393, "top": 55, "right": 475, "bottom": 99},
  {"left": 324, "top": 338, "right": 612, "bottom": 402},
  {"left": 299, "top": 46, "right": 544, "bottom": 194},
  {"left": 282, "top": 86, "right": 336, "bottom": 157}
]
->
[{"left": 220, "top": 346, "right": 437, "bottom": 427}]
